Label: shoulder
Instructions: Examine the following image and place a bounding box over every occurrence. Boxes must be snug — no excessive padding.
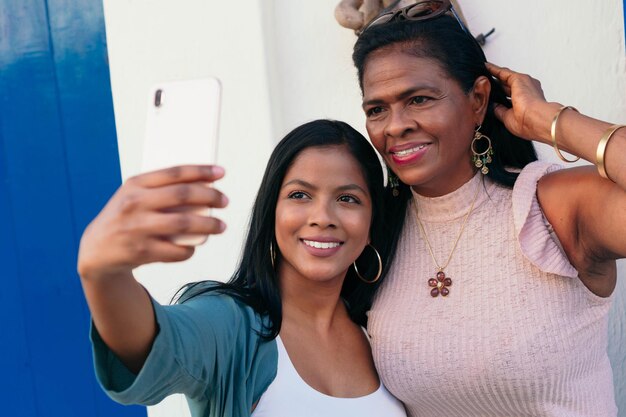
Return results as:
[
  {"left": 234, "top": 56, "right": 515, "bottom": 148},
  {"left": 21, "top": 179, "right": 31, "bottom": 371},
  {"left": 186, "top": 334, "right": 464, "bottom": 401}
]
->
[
  {"left": 513, "top": 161, "right": 563, "bottom": 195},
  {"left": 176, "top": 281, "right": 257, "bottom": 314},
  {"left": 535, "top": 164, "right": 606, "bottom": 229},
  {"left": 509, "top": 161, "right": 580, "bottom": 278},
  {"left": 178, "top": 291, "right": 266, "bottom": 334},
  {"left": 508, "top": 161, "right": 607, "bottom": 211},
  {"left": 510, "top": 160, "right": 599, "bottom": 218},
  {"left": 510, "top": 161, "right": 563, "bottom": 229},
  {"left": 535, "top": 165, "right": 623, "bottom": 296},
  {"left": 537, "top": 165, "right": 606, "bottom": 200},
  {"left": 159, "top": 282, "right": 269, "bottom": 341}
]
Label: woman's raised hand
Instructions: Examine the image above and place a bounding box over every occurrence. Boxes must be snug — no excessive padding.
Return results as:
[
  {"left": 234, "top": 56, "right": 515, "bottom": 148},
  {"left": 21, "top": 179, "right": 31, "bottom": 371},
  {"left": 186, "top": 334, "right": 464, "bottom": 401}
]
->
[
  {"left": 486, "top": 62, "right": 560, "bottom": 142},
  {"left": 77, "top": 165, "right": 228, "bottom": 281}
]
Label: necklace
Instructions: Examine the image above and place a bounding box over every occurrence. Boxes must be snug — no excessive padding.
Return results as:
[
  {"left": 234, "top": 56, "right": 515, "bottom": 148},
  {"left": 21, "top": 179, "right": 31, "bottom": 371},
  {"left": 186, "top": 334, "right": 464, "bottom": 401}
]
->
[{"left": 413, "top": 178, "right": 481, "bottom": 297}]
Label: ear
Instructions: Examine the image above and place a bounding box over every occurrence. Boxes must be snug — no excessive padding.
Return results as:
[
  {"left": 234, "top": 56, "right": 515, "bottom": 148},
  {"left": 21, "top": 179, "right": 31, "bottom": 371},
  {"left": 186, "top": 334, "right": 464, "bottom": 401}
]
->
[{"left": 469, "top": 76, "right": 491, "bottom": 125}]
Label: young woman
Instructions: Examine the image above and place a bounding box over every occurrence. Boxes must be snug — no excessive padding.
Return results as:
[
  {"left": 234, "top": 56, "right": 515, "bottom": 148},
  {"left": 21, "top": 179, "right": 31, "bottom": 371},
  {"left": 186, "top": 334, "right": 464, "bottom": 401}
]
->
[
  {"left": 78, "top": 120, "right": 407, "bottom": 417},
  {"left": 352, "top": 2, "right": 626, "bottom": 416}
]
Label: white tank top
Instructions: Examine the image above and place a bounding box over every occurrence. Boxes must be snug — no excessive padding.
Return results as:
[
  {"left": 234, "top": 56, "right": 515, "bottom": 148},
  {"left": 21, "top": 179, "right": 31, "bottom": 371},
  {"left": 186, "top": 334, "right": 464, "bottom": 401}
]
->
[{"left": 251, "top": 335, "right": 407, "bottom": 417}]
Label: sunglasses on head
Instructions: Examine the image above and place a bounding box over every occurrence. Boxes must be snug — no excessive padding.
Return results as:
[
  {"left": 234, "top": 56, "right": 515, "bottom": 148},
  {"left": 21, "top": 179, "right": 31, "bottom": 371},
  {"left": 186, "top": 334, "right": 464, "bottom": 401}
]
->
[{"left": 358, "top": 0, "right": 494, "bottom": 45}]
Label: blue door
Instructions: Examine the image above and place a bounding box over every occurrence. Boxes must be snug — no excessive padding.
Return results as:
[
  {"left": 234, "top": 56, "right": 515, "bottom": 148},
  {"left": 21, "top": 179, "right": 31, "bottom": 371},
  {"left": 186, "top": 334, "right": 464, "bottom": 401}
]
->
[{"left": 0, "top": 1, "right": 146, "bottom": 415}]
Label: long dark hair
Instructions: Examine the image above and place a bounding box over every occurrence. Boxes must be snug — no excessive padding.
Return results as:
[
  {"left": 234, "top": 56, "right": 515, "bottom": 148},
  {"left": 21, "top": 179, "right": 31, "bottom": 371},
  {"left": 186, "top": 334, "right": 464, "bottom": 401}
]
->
[
  {"left": 174, "top": 119, "right": 386, "bottom": 338},
  {"left": 353, "top": 15, "right": 538, "bottom": 263}
]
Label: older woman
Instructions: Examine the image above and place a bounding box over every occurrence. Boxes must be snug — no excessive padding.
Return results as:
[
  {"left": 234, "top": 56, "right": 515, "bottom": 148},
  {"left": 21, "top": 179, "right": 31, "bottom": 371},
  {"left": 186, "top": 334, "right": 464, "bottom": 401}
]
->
[{"left": 351, "top": 1, "right": 626, "bottom": 416}]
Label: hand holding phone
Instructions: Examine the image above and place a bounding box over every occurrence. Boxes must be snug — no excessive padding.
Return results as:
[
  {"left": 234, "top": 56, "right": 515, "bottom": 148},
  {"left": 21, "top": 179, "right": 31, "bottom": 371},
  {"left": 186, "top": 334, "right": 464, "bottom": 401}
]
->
[
  {"left": 141, "top": 78, "right": 222, "bottom": 246},
  {"left": 78, "top": 165, "right": 228, "bottom": 284}
]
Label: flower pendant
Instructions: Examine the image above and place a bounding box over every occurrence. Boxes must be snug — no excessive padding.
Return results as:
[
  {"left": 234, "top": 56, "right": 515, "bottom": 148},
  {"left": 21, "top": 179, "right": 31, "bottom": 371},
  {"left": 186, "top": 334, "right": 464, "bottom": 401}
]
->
[{"left": 428, "top": 270, "right": 452, "bottom": 297}]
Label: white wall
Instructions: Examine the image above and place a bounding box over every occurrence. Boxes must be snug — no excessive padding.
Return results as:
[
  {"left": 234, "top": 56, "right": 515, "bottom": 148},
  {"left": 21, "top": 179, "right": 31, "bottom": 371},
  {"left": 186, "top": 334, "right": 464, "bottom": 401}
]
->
[
  {"left": 103, "top": 0, "right": 275, "bottom": 302},
  {"left": 103, "top": 1, "right": 626, "bottom": 416}
]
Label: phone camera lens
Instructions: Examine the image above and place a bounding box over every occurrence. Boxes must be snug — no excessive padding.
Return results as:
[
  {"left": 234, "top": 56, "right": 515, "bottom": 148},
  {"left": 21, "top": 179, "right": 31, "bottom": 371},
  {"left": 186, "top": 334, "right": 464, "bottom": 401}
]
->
[{"left": 154, "top": 89, "right": 163, "bottom": 107}]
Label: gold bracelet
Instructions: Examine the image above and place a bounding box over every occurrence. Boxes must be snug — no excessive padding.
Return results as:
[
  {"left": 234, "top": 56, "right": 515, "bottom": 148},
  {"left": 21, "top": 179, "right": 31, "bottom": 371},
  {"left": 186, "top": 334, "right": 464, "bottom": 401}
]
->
[
  {"left": 550, "top": 105, "right": 580, "bottom": 162},
  {"left": 596, "top": 124, "right": 625, "bottom": 181}
]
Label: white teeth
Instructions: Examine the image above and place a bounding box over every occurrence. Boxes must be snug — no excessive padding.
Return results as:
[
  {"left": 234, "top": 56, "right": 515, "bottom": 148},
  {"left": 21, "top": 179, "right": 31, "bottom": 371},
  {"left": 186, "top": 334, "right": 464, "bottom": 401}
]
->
[
  {"left": 394, "top": 144, "right": 426, "bottom": 157},
  {"left": 303, "top": 240, "right": 341, "bottom": 249}
]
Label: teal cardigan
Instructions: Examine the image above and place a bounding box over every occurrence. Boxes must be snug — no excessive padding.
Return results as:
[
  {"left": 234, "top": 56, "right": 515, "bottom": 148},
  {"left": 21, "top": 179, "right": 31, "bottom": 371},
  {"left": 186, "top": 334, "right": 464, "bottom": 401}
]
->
[{"left": 91, "top": 291, "right": 278, "bottom": 417}]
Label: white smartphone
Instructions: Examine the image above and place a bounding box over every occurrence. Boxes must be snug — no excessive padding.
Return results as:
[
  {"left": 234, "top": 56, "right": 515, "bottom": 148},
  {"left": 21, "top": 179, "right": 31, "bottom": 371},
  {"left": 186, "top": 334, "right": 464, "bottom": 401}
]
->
[{"left": 141, "top": 77, "right": 222, "bottom": 246}]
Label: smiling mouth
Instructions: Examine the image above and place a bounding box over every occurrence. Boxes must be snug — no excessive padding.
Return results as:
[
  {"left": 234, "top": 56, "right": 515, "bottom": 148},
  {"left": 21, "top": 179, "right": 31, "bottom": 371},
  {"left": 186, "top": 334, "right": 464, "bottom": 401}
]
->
[
  {"left": 302, "top": 239, "right": 343, "bottom": 249},
  {"left": 391, "top": 144, "right": 427, "bottom": 157}
]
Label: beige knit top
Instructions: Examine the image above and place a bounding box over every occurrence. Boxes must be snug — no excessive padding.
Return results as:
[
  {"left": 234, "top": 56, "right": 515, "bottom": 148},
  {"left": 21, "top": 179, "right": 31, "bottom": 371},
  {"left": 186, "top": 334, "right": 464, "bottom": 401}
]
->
[{"left": 368, "top": 161, "right": 617, "bottom": 417}]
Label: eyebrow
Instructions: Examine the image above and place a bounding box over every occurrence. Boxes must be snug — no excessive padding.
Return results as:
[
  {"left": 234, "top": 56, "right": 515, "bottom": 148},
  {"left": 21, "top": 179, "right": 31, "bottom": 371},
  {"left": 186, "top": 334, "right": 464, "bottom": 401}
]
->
[
  {"left": 362, "top": 85, "right": 441, "bottom": 108},
  {"left": 282, "top": 179, "right": 368, "bottom": 195}
]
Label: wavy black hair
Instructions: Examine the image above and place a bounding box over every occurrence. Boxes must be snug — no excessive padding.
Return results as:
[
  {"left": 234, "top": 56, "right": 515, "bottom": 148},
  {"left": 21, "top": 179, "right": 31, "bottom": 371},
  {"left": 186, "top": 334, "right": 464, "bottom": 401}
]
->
[{"left": 174, "top": 119, "right": 387, "bottom": 338}]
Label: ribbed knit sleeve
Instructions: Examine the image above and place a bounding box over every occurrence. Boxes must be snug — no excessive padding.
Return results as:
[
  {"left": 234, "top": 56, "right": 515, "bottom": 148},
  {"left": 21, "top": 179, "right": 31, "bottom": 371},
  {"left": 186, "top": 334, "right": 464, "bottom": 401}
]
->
[{"left": 512, "top": 161, "right": 578, "bottom": 278}]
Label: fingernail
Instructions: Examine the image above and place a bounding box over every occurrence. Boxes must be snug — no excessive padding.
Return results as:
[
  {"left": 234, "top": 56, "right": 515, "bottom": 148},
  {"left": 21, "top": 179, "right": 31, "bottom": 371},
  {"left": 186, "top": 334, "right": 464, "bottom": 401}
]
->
[
  {"left": 221, "top": 194, "right": 229, "bottom": 206},
  {"left": 211, "top": 166, "right": 225, "bottom": 176},
  {"left": 219, "top": 221, "right": 227, "bottom": 232}
]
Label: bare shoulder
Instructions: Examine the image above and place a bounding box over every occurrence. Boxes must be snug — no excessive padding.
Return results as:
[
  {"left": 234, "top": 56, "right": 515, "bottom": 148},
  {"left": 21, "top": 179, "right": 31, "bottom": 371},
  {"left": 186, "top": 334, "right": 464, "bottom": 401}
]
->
[
  {"left": 537, "top": 165, "right": 601, "bottom": 193},
  {"left": 536, "top": 166, "right": 598, "bottom": 227},
  {"left": 537, "top": 165, "right": 620, "bottom": 297},
  {"left": 537, "top": 165, "right": 618, "bottom": 225}
]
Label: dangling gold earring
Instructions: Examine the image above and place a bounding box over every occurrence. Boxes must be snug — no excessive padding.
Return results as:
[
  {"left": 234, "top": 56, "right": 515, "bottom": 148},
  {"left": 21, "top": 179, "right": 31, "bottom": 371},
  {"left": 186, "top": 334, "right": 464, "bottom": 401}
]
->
[
  {"left": 353, "top": 244, "right": 383, "bottom": 284},
  {"left": 386, "top": 165, "right": 400, "bottom": 197},
  {"left": 471, "top": 125, "right": 494, "bottom": 175},
  {"left": 270, "top": 242, "right": 276, "bottom": 269}
]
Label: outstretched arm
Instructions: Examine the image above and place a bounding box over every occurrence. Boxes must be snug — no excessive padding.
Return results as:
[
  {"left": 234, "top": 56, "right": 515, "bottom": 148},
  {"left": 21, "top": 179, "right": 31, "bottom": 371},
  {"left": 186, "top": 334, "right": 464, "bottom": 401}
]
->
[
  {"left": 78, "top": 165, "right": 228, "bottom": 373},
  {"left": 487, "top": 63, "right": 626, "bottom": 294}
]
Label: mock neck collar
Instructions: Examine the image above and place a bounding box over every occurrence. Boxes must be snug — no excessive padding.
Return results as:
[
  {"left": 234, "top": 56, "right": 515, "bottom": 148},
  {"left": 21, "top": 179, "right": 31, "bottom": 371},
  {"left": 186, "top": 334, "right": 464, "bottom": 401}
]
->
[{"left": 410, "top": 172, "right": 493, "bottom": 222}]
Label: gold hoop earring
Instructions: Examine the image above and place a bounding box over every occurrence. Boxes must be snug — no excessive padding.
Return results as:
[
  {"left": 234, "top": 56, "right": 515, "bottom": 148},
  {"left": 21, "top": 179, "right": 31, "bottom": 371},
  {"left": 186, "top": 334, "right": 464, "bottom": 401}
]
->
[
  {"left": 471, "top": 125, "right": 493, "bottom": 175},
  {"left": 353, "top": 244, "right": 383, "bottom": 284},
  {"left": 270, "top": 242, "right": 276, "bottom": 269}
]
